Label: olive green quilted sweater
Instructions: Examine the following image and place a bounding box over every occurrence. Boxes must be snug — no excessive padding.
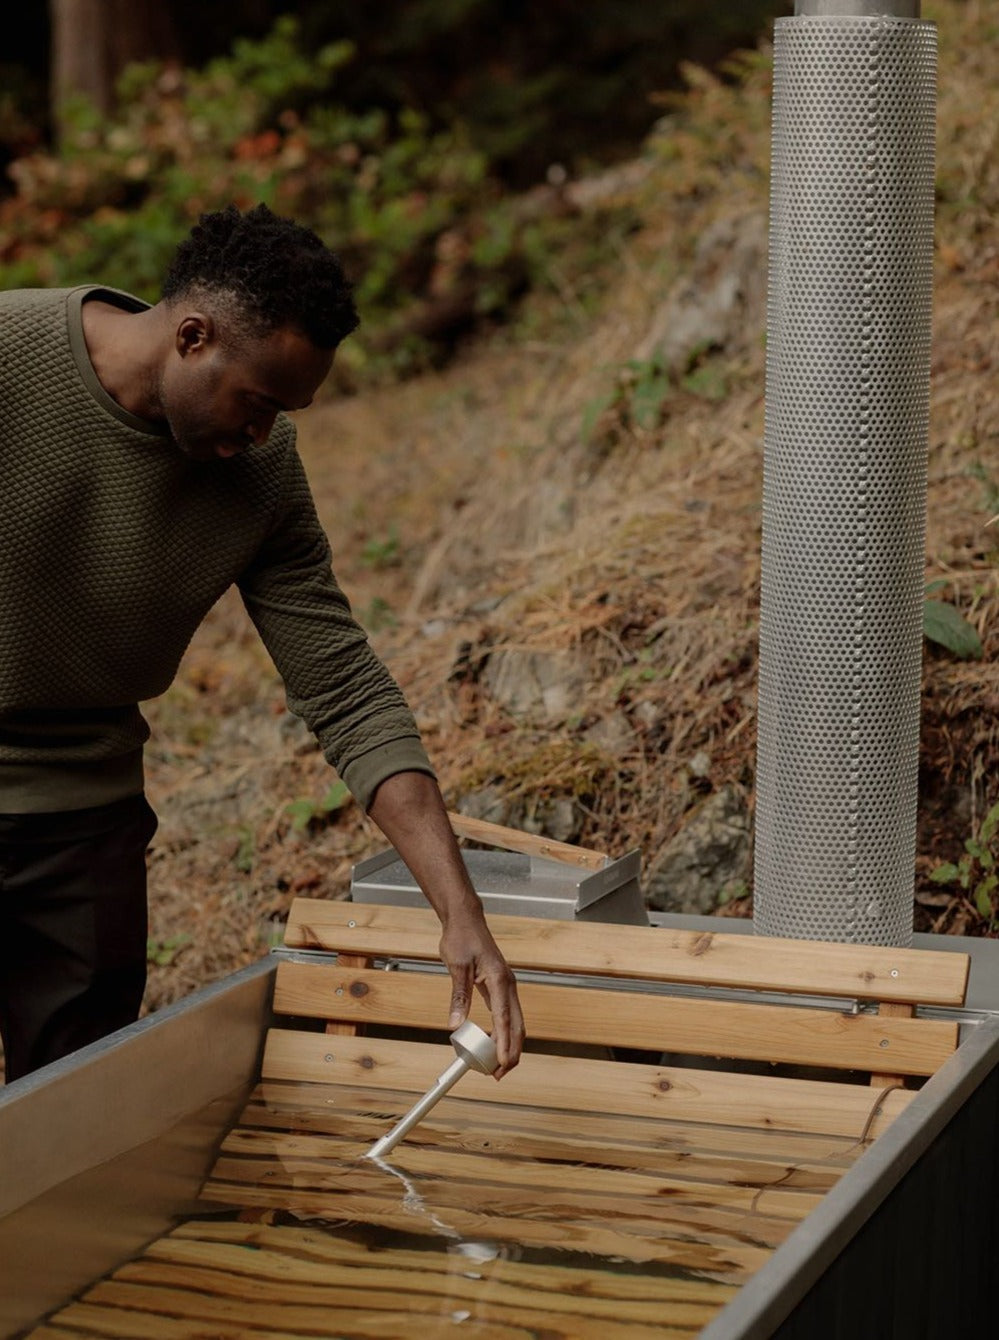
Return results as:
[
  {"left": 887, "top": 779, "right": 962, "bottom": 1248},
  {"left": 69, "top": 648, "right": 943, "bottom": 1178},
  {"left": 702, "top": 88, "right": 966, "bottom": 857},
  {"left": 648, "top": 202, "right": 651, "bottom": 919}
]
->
[{"left": 0, "top": 285, "right": 432, "bottom": 812}]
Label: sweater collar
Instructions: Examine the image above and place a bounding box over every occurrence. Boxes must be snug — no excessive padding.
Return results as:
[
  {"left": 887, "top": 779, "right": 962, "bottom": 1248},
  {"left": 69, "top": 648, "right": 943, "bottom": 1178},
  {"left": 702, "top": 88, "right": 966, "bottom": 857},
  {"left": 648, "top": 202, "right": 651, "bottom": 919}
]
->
[{"left": 66, "top": 286, "right": 170, "bottom": 438}]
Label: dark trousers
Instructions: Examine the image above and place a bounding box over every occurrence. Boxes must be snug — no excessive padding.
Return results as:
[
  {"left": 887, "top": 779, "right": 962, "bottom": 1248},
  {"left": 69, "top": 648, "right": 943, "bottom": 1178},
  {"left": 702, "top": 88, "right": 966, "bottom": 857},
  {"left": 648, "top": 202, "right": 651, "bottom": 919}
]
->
[{"left": 0, "top": 794, "right": 158, "bottom": 1083}]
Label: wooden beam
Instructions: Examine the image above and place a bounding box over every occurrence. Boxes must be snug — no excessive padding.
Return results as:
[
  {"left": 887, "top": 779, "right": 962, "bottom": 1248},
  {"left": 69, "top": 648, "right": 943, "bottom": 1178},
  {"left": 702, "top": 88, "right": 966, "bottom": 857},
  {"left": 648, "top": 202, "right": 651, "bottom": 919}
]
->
[
  {"left": 283, "top": 900, "right": 970, "bottom": 1007},
  {"left": 227, "top": 1117, "right": 849, "bottom": 1193},
  {"left": 207, "top": 1137, "right": 823, "bottom": 1222},
  {"left": 447, "top": 811, "right": 609, "bottom": 870},
  {"left": 169, "top": 1216, "right": 737, "bottom": 1310},
  {"left": 322, "top": 952, "right": 371, "bottom": 1037},
  {"left": 197, "top": 1178, "right": 770, "bottom": 1278},
  {"left": 44, "top": 1213, "right": 738, "bottom": 1338},
  {"left": 247, "top": 1082, "right": 866, "bottom": 1169},
  {"left": 273, "top": 960, "right": 958, "bottom": 1076},
  {"left": 870, "top": 1001, "right": 915, "bottom": 1087},
  {"left": 260, "top": 1031, "right": 912, "bottom": 1140}
]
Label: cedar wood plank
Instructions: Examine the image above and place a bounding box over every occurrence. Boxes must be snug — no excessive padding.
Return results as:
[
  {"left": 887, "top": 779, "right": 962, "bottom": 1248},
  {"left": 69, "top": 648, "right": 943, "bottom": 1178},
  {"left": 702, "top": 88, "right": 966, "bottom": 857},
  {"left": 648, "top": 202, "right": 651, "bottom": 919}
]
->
[
  {"left": 261, "top": 1030, "right": 912, "bottom": 1139},
  {"left": 273, "top": 959, "right": 958, "bottom": 1076},
  {"left": 283, "top": 900, "right": 969, "bottom": 1006}
]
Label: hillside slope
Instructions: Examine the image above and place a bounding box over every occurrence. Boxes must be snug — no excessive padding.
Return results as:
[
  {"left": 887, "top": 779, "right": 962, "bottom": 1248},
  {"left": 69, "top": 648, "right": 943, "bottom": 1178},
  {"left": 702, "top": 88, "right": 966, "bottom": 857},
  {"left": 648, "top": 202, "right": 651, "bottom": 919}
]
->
[{"left": 141, "top": 0, "right": 997, "bottom": 1008}]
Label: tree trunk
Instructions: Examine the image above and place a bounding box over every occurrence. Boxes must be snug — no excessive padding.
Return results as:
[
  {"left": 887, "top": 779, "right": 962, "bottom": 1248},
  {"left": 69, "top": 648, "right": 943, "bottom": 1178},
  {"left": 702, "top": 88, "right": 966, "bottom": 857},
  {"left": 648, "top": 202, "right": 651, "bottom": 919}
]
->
[{"left": 50, "top": 0, "right": 180, "bottom": 141}]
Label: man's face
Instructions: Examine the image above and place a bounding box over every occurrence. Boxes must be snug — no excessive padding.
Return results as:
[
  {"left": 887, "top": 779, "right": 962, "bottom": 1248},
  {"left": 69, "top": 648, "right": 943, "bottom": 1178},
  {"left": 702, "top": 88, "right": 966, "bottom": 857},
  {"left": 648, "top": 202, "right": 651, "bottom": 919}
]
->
[{"left": 160, "top": 317, "right": 334, "bottom": 462}]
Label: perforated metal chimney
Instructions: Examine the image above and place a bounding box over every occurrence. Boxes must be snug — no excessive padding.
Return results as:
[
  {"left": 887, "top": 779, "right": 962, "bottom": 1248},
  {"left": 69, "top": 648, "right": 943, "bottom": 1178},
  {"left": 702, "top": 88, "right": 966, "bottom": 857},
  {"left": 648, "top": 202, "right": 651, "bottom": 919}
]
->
[{"left": 753, "top": 0, "right": 937, "bottom": 945}]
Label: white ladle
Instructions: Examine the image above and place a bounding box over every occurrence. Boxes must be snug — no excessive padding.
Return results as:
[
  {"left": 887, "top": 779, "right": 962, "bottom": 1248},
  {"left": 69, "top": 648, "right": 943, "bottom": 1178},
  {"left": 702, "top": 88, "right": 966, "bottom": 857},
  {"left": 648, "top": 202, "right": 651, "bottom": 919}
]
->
[{"left": 364, "top": 1020, "right": 498, "bottom": 1161}]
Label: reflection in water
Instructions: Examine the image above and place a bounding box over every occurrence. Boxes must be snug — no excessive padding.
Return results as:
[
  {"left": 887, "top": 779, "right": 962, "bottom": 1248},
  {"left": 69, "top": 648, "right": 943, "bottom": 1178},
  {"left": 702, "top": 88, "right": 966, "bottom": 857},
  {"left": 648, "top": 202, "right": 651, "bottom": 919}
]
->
[
  {"left": 28, "top": 1076, "right": 839, "bottom": 1337},
  {"left": 451, "top": 1239, "right": 502, "bottom": 1266},
  {"left": 361, "top": 1158, "right": 527, "bottom": 1327},
  {"left": 365, "top": 1153, "right": 461, "bottom": 1240}
]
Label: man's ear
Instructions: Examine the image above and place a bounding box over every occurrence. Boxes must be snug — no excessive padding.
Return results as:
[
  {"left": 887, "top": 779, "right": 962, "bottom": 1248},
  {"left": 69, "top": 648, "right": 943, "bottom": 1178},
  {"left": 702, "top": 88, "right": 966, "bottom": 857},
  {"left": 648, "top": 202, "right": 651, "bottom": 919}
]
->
[{"left": 175, "top": 313, "right": 215, "bottom": 358}]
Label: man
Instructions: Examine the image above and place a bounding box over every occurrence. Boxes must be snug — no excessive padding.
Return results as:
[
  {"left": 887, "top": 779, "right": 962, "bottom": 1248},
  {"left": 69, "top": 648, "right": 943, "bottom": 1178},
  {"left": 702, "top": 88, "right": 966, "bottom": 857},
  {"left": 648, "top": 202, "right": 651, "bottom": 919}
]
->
[{"left": 0, "top": 202, "right": 525, "bottom": 1083}]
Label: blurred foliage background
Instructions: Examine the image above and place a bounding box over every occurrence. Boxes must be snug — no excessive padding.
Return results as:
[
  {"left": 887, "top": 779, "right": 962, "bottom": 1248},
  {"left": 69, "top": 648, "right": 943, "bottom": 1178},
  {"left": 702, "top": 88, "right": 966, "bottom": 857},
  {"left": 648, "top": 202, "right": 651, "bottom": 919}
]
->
[
  {"left": 1, "top": 1, "right": 783, "bottom": 374},
  {"left": 1, "top": 2, "right": 995, "bottom": 975}
]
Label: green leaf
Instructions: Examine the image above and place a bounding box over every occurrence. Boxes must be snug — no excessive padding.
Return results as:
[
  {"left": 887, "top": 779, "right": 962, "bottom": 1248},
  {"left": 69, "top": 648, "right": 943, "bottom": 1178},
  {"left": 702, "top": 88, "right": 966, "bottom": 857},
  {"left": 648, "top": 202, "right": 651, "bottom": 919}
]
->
[
  {"left": 361, "top": 596, "right": 397, "bottom": 631},
  {"left": 235, "top": 825, "right": 255, "bottom": 874},
  {"left": 980, "top": 801, "right": 999, "bottom": 845},
  {"left": 285, "top": 798, "right": 317, "bottom": 832},
  {"left": 630, "top": 369, "right": 670, "bottom": 430},
  {"left": 317, "top": 39, "right": 356, "bottom": 74},
  {"left": 360, "top": 527, "right": 400, "bottom": 569},
  {"left": 581, "top": 389, "right": 618, "bottom": 443},
  {"left": 320, "top": 781, "right": 351, "bottom": 814},
  {"left": 929, "top": 861, "right": 961, "bottom": 884},
  {"left": 681, "top": 364, "right": 729, "bottom": 402},
  {"left": 974, "top": 874, "right": 997, "bottom": 920},
  {"left": 287, "top": 783, "right": 351, "bottom": 833},
  {"left": 923, "top": 600, "right": 983, "bottom": 659},
  {"left": 146, "top": 934, "right": 190, "bottom": 967},
  {"left": 924, "top": 579, "right": 950, "bottom": 596}
]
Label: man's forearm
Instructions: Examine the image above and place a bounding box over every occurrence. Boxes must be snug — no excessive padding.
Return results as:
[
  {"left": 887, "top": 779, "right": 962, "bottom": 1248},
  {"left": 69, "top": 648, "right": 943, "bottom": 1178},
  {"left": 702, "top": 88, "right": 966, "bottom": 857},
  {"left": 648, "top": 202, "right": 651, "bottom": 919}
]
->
[
  {"left": 366, "top": 770, "right": 526, "bottom": 1075},
  {"left": 367, "top": 770, "right": 484, "bottom": 926}
]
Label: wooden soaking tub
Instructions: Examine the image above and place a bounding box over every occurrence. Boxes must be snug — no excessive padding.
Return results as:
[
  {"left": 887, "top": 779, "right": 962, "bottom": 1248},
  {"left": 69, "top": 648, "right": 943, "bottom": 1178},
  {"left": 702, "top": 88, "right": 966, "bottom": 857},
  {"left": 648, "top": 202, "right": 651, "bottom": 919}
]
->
[{"left": 6, "top": 891, "right": 998, "bottom": 1340}]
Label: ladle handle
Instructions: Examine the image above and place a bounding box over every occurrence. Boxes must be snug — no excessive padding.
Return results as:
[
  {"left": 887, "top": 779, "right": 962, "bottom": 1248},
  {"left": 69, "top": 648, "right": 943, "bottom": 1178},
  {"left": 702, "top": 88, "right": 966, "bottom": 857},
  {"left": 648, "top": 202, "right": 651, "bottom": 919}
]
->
[{"left": 364, "top": 1056, "right": 467, "bottom": 1160}]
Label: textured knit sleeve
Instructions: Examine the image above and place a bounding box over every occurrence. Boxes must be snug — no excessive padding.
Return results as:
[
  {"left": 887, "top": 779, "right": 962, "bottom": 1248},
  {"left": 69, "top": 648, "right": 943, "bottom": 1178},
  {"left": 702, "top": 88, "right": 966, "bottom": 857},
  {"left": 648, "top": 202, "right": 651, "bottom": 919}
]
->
[{"left": 237, "top": 436, "right": 435, "bottom": 810}]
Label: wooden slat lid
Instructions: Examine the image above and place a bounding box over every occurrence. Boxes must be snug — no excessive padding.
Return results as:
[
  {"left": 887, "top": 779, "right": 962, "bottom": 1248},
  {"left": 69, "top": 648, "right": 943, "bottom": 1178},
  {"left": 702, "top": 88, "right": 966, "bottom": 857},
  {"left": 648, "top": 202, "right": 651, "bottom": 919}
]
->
[
  {"left": 283, "top": 899, "right": 970, "bottom": 1007},
  {"left": 273, "top": 959, "right": 960, "bottom": 1076}
]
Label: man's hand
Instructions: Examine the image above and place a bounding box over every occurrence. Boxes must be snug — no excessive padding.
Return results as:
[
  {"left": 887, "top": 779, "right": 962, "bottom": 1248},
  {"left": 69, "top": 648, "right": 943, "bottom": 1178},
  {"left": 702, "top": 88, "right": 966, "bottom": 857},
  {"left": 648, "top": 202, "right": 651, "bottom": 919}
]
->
[
  {"left": 367, "top": 771, "right": 526, "bottom": 1075},
  {"left": 438, "top": 909, "right": 524, "bottom": 1078}
]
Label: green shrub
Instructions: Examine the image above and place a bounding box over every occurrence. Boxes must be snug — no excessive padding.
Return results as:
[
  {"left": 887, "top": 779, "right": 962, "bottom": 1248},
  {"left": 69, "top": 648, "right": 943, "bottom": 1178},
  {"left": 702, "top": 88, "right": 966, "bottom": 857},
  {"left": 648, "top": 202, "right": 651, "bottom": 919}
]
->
[{"left": 0, "top": 17, "right": 541, "bottom": 372}]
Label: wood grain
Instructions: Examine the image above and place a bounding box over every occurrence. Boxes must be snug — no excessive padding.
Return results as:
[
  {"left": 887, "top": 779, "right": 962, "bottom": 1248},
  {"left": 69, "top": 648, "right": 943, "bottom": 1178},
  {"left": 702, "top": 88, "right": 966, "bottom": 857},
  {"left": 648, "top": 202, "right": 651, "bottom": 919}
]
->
[
  {"left": 204, "top": 1149, "right": 817, "bottom": 1239},
  {"left": 448, "top": 811, "right": 609, "bottom": 869},
  {"left": 248, "top": 1082, "right": 867, "bottom": 1170},
  {"left": 273, "top": 960, "right": 958, "bottom": 1076},
  {"left": 198, "top": 1180, "right": 771, "bottom": 1276},
  {"left": 261, "top": 1031, "right": 912, "bottom": 1139},
  {"left": 283, "top": 900, "right": 970, "bottom": 1006},
  {"left": 31, "top": 1218, "right": 733, "bottom": 1339},
  {"left": 870, "top": 1001, "right": 915, "bottom": 1087},
  {"left": 221, "top": 1121, "right": 850, "bottom": 1192}
]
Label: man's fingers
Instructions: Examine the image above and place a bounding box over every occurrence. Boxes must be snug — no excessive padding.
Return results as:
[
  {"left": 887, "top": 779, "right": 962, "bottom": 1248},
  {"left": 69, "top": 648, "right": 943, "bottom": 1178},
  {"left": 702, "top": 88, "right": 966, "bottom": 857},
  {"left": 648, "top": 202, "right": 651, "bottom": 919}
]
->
[
  {"left": 496, "top": 1001, "right": 526, "bottom": 1077},
  {"left": 440, "top": 928, "right": 526, "bottom": 1076},
  {"left": 448, "top": 965, "right": 473, "bottom": 1031},
  {"left": 477, "top": 965, "right": 525, "bottom": 1077}
]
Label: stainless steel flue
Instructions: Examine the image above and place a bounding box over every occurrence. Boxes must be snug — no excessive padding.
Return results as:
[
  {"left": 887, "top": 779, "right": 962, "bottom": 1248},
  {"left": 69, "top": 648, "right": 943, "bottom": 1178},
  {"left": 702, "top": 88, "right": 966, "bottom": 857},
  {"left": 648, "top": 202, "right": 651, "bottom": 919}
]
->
[{"left": 753, "top": 0, "right": 936, "bottom": 944}]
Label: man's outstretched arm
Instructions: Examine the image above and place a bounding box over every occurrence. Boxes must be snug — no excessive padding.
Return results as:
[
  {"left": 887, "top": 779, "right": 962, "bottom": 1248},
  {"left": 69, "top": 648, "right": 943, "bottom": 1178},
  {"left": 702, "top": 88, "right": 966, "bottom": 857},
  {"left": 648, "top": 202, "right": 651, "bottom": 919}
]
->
[{"left": 366, "top": 770, "right": 526, "bottom": 1077}]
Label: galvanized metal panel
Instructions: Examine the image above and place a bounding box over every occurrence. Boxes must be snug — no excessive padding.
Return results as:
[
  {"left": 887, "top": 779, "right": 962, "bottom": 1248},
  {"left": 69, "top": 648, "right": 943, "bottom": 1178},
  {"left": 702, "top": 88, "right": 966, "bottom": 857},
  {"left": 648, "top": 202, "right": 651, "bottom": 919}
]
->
[
  {"left": 699, "top": 1014, "right": 999, "bottom": 1339},
  {"left": 0, "top": 956, "right": 275, "bottom": 1335},
  {"left": 352, "top": 845, "right": 647, "bottom": 924}
]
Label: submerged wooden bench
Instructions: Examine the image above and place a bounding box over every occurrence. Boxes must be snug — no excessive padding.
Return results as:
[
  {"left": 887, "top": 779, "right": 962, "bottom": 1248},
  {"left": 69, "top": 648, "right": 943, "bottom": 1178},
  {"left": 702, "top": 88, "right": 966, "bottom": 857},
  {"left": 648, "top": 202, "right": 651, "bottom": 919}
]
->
[{"left": 33, "top": 895, "right": 971, "bottom": 1340}]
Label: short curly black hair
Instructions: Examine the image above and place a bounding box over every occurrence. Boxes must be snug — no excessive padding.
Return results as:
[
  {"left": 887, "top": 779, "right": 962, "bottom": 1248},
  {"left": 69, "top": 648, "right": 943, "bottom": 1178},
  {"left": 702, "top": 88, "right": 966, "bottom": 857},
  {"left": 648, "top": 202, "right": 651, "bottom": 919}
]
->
[{"left": 162, "top": 203, "right": 359, "bottom": 350}]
